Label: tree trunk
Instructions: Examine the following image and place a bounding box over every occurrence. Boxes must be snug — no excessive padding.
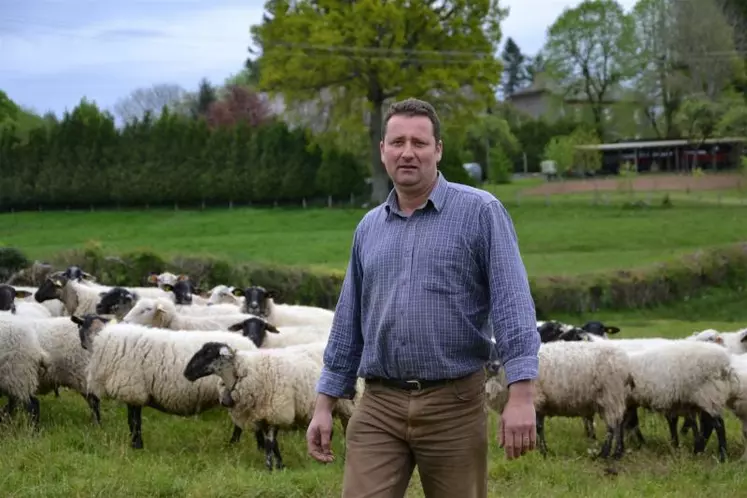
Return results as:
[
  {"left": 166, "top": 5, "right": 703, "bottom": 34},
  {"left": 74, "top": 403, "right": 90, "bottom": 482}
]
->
[{"left": 368, "top": 98, "right": 390, "bottom": 205}]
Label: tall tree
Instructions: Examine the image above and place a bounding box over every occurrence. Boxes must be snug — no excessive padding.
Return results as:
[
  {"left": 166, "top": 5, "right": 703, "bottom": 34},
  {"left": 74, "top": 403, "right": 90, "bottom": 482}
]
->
[
  {"left": 205, "top": 85, "right": 273, "bottom": 128},
  {"left": 250, "top": 0, "right": 506, "bottom": 204},
  {"left": 543, "top": 0, "right": 636, "bottom": 140},
  {"left": 113, "top": 83, "right": 187, "bottom": 124},
  {"left": 192, "top": 78, "right": 218, "bottom": 119},
  {"left": 501, "top": 37, "right": 529, "bottom": 98},
  {"left": 524, "top": 53, "right": 546, "bottom": 83}
]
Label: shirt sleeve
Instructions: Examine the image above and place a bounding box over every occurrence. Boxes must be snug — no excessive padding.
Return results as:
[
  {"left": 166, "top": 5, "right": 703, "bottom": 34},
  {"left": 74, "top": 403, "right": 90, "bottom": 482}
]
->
[
  {"left": 316, "top": 226, "right": 365, "bottom": 400},
  {"left": 479, "top": 200, "right": 541, "bottom": 386}
]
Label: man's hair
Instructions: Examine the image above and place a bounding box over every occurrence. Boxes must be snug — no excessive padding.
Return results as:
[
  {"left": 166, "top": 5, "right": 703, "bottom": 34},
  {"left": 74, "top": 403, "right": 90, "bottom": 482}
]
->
[{"left": 382, "top": 98, "right": 441, "bottom": 143}]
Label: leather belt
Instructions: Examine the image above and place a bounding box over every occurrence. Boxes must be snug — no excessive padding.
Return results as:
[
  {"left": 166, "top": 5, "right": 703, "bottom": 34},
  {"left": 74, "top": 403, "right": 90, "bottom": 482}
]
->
[{"left": 365, "top": 377, "right": 450, "bottom": 391}]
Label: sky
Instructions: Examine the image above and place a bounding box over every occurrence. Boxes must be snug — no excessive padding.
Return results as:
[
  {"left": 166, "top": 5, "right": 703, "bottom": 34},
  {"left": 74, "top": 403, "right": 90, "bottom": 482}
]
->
[{"left": 1, "top": 0, "right": 637, "bottom": 119}]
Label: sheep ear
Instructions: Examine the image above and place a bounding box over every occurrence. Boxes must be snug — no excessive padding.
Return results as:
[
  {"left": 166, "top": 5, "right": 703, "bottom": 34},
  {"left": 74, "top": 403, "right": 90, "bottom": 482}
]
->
[
  {"left": 147, "top": 274, "right": 159, "bottom": 284},
  {"left": 162, "top": 284, "right": 174, "bottom": 292},
  {"left": 53, "top": 279, "right": 63, "bottom": 287},
  {"left": 740, "top": 331, "right": 747, "bottom": 343},
  {"left": 219, "top": 346, "right": 232, "bottom": 358},
  {"left": 266, "top": 322, "right": 280, "bottom": 333},
  {"left": 177, "top": 274, "right": 188, "bottom": 281},
  {"left": 14, "top": 290, "right": 31, "bottom": 299},
  {"left": 227, "top": 323, "right": 243, "bottom": 332},
  {"left": 82, "top": 272, "right": 96, "bottom": 281},
  {"left": 70, "top": 316, "right": 84, "bottom": 325},
  {"left": 604, "top": 326, "right": 620, "bottom": 334},
  {"left": 98, "top": 291, "right": 109, "bottom": 298},
  {"left": 156, "top": 304, "right": 165, "bottom": 313},
  {"left": 715, "top": 335, "right": 724, "bottom": 345},
  {"left": 231, "top": 288, "right": 245, "bottom": 297}
]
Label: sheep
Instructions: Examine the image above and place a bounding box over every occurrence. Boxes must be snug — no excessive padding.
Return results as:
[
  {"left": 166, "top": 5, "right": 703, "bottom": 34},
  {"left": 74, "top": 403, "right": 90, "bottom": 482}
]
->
[
  {"left": 227, "top": 315, "right": 331, "bottom": 349},
  {"left": 688, "top": 328, "right": 747, "bottom": 355},
  {"left": 207, "top": 285, "right": 243, "bottom": 306},
  {"left": 74, "top": 314, "right": 260, "bottom": 449},
  {"left": 176, "top": 303, "right": 244, "bottom": 317},
  {"left": 161, "top": 276, "right": 209, "bottom": 306},
  {"left": 183, "top": 340, "right": 361, "bottom": 471},
  {"left": 9, "top": 284, "right": 66, "bottom": 317},
  {"left": 95, "top": 287, "right": 139, "bottom": 319},
  {"left": 1, "top": 315, "right": 100, "bottom": 423},
  {"left": 0, "top": 284, "right": 55, "bottom": 319},
  {"left": 0, "top": 317, "right": 52, "bottom": 429},
  {"left": 147, "top": 271, "right": 179, "bottom": 288},
  {"left": 34, "top": 272, "right": 106, "bottom": 316},
  {"left": 619, "top": 340, "right": 735, "bottom": 462},
  {"left": 232, "top": 285, "right": 335, "bottom": 328},
  {"left": 122, "top": 297, "right": 256, "bottom": 331},
  {"left": 485, "top": 340, "right": 633, "bottom": 460}
]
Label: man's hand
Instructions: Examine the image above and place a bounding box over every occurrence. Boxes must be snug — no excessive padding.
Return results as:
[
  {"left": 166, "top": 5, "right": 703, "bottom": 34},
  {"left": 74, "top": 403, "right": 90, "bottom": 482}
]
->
[
  {"left": 306, "top": 394, "right": 337, "bottom": 463},
  {"left": 499, "top": 380, "right": 537, "bottom": 459}
]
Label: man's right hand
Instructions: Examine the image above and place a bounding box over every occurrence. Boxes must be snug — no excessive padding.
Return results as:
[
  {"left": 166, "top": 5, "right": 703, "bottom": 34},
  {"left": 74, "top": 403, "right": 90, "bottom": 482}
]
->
[{"left": 307, "top": 394, "right": 337, "bottom": 463}]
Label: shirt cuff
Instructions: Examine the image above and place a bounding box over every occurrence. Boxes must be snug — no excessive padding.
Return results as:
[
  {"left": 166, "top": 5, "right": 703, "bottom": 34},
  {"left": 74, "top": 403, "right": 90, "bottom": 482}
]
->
[
  {"left": 316, "top": 367, "right": 358, "bottom": 400},
  {"left": 502, "top": 355, "right": 539, "bottom": 386}
]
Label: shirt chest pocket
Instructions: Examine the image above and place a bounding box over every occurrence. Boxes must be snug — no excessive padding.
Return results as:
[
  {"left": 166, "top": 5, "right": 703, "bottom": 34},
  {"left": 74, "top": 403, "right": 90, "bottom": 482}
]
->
[{"left": 418, "top": 242, "right": 474, "bottom": 295}]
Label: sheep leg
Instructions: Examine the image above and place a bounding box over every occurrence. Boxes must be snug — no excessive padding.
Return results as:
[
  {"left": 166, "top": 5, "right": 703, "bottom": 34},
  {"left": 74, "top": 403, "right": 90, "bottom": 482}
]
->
[
  {"left": 256, "top": 421, "right": 275, "bottom": 470},
  {"left": 536, "top": 413, "right": 548, "bottom": 457},
  {"left": 665, "top": 414, "right": 680, "bottom": 448},
  {"left": 268, "top": 426, "right": 284, "bottom": 470},
  {"left": 3, "top": 396, "right": 18, "bottom": 420},
  {"left": 26, "top": 396, "right": 40, "bottom": 431},
  {"left": 584, "top": 416, "right": 596, "bottom": 440},
  {"left": 710, "top": 414, "right": 728, "bottom": 463},
  {"left": 612, "top": 423, "right": 625, "bottom": 460},
  {"left": 599, "top": 425, "right": 614, "bottom": 458},
  {"left": 253, "top": 428, "right": 265, "bottom": 450},
  {"left": 622, "top": 406, "right": 645, "bottom": 447},
  {"left": 83, "top": 393, "right": 101, "bottom": 425},
  {"left": 229, "top": 425, "right": 243, "bottom": 444},
  {"left": 680, "top": 414, "right": 697, "bottom": 436},
  {"left": 127, "top": 405, "right": 144, "bottom": 449},
  {"left": 693, "top": 411, "right": 711, "bottom": 455}
]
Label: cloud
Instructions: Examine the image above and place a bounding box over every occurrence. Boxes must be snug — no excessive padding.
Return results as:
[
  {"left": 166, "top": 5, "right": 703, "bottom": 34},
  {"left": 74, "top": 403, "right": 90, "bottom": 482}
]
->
[{"left": 0, "top": 4, "right": 263, "bottom": 79}]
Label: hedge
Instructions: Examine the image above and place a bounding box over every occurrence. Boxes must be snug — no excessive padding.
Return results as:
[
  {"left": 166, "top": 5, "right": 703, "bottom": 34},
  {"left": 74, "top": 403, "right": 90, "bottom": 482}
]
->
[{"left": 2, "top": 242, "right": 747, "bottom": 315}]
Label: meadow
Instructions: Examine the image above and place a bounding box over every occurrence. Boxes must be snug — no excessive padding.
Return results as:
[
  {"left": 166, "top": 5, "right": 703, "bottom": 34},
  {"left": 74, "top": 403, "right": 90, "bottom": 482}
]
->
[
  {"left": 1, "top": 177, "right": 746, "bottom": 497},
  {"left": 1, "top": 178, "right": 746, "bottom": 277}
]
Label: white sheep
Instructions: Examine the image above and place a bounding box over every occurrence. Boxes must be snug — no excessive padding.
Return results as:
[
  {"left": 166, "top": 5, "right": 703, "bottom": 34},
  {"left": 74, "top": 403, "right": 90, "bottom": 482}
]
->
[
  {"left": 232, "top": 285, "right": 335, "bottom": 328},
  {"left": 226, "top": 315, "right": 331, "bottom": 349},
  {"left": 688, "top": 328, "right": 747, "bottom": 355},
  {"left": 184, "top": 340, "right": 362, "bottom": 471},
  {"left": 622, "top": 340, "right": 735, "bottom": 462},
  {"left": 486, "top": 340, "right": 633, "bottom": 460},
  {"left": 0, "top": 316, "right": 52, "bottom": 429},
  {"left": 207, "top": 285, "right": 243, "bottom": 306},
  {"left": 147, "top": 271, "right": 179, "bottom": 288},
  {"left": 122, "top": 297, "right": 256, "bottom": 331},
  {"left": 2, "top": 315, "right": 100, "bottom": 423},
  {"left": 176, "top": 303, "right": 243, "bottom": 317},
  {"left": 79, "top": 316, "right": 260, "bottom": 449},
  {"left": 12, "top": 285, "right": 66, "bottom": 317},
  {"left": 33, "top": 273, "right": 106, "bottom": 316}
]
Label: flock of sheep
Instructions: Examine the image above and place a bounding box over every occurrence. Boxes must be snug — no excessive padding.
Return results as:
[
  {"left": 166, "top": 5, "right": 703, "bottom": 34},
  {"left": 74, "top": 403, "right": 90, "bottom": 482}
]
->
[{"left": 1, "top": 264, "right": 746, "bottom": 473}]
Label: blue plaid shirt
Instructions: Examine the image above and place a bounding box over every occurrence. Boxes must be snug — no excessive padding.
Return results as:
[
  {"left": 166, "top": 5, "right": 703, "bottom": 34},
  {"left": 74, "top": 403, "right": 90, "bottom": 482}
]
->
[{"left": 316, "top": 172, "right": 540, "bottom": 399}]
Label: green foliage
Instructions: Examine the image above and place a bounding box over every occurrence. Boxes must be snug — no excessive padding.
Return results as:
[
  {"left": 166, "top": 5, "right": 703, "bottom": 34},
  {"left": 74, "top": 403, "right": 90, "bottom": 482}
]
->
[
  {"left": 543, "top": 136, "right": 576, "bottom": 174},
  {"left": 0, "top": 98, "right": 366, "bottom": 211},
  {"left": 488, "top": 147, "right": 513, "bottom": 184},
  {"left": 543, "top": 0, "right": 636, "bottom": 140},
  {"left": 251, "top": 0, "right": 507, "bottom": 201},
  {"left": 501, "top": 37, "right": 530, "bottom": 98}
]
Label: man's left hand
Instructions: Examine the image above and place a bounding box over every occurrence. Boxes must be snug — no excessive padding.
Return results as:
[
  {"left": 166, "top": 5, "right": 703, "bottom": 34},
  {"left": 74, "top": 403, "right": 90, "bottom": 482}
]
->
[{"left": 499, "top": 381, "right": 537, "bottom": 459}]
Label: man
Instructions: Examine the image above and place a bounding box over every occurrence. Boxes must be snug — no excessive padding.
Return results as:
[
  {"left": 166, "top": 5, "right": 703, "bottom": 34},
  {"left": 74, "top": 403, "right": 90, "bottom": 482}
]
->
[{"left": 306, "top": 98, "right": 540, "bottom": 498}]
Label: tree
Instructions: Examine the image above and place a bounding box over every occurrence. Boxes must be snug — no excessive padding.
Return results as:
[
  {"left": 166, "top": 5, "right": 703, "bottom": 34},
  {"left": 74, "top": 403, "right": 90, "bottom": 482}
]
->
[
  {"left": 113, "top": 83, "right": 188, "bottom": 124},
  {"left": 543, "top": 0, "right": 636, "bottom": 140},
  {"left": 630, "top": 0, "right": 685, "bottom": 138},
  {"left": 250, "top": 0, "right": 506, "bottom": 203},
  {"left": 205, "top": 85, "right": 273, "bottom": 129},
  {"left": 525, "top": 53, "right": 546, "bottom": 83},
  {"left": 501, "top": 37, "right": 529, "bottom": 98}
]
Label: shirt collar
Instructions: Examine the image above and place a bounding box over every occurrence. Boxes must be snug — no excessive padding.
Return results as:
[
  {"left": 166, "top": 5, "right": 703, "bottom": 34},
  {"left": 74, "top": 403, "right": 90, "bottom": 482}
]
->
[{"left": 385, "top": 171, "right": 449, "bottom": 218}]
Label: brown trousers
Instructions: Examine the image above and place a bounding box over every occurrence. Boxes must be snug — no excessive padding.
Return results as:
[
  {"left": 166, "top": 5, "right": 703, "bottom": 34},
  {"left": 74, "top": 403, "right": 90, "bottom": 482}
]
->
[{"left": 341, "top": 369, "right": 489, "bottom": 498}]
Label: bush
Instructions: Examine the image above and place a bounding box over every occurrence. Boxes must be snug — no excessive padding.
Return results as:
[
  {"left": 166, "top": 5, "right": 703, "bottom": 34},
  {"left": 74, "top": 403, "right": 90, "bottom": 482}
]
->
[
  {"left": 0, "top": 247, "right": 30, "bottom": 282},
  {"left": 9, "top": 243, "right": 747, "bottom": 314}
]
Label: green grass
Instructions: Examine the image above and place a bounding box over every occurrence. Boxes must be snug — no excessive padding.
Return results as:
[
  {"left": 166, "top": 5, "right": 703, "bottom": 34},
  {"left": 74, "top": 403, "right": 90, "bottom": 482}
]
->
[
  {"left": 1, "top": 190, "right": 745, "bottom": 277},
  {"left": 1, "top": 288, "right": 746, "bottom": 497}
]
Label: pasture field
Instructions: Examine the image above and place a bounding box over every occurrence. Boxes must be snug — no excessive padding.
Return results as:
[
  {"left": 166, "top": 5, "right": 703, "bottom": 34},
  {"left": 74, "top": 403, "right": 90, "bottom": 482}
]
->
[
  {"left": 1, "top": 182, "right": 745, "bottom": 277},
  {"left": 0, "top": 288, "right": 746, "bottom": 497}
]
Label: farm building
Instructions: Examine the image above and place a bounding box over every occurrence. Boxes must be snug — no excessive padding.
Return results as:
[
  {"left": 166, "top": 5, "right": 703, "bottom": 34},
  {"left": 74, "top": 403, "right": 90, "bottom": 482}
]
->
[{"left": 575, "top": 137, "right": 746, "bottom": 175}]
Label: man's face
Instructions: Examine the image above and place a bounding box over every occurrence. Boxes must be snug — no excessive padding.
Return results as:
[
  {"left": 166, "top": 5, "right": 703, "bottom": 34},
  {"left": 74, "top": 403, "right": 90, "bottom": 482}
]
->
[{"left": 380, "top": 114, "right": 442, "bottom": 189}]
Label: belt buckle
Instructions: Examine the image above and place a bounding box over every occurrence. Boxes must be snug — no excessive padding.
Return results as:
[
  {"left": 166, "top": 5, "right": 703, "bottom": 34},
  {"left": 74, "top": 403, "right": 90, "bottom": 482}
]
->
[{"left": 406, "top": 380, "right": 421, "bottom": 391}]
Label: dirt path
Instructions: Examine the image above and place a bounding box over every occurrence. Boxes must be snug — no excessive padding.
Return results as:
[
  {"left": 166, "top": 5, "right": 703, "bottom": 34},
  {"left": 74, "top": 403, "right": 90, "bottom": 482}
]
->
[{"left": 523, "top": 173, "right": 745, "bottom": 195}]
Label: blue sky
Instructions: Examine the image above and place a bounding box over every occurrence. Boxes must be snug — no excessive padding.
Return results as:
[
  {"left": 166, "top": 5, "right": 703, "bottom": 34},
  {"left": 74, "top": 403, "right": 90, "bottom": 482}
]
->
[{"left": 1, "top": 0, "right": 636, "bottom": 118}]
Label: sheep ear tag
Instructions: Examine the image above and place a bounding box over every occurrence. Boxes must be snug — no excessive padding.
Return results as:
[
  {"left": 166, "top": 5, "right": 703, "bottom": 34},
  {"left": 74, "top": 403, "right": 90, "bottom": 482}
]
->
[{"left": 219, "top": 346, "right": 231, "bottom": 358}]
